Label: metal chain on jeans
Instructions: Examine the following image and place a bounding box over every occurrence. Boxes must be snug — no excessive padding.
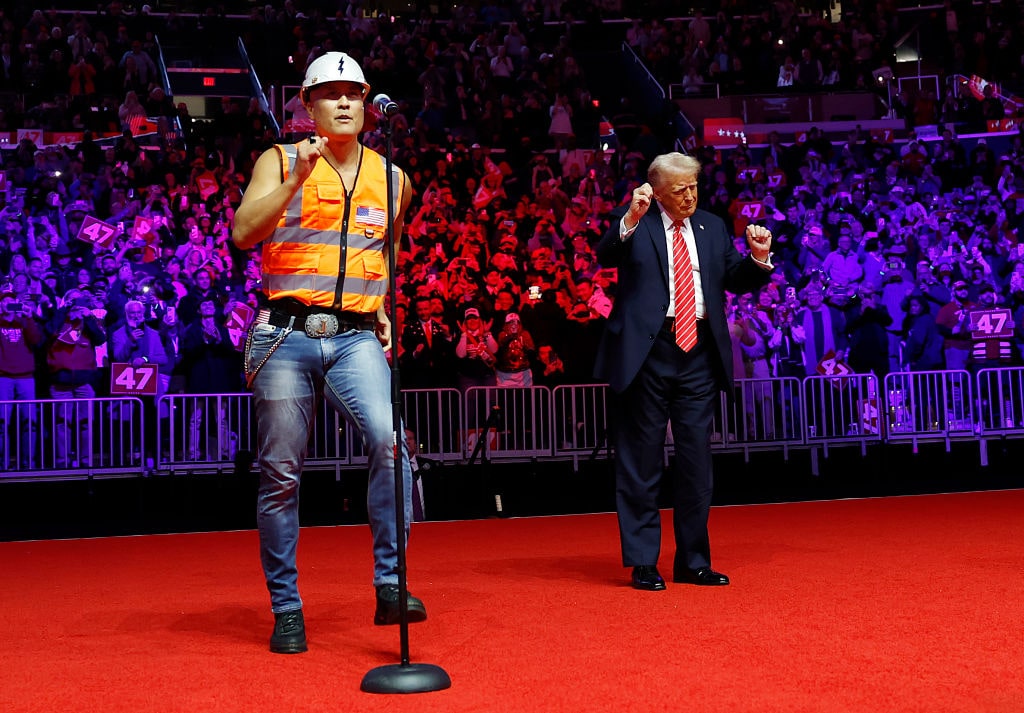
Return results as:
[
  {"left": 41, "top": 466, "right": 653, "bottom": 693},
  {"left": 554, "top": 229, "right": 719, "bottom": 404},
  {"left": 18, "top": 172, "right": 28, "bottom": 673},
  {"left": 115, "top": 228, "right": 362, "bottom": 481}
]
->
[{"left": 244, "top": 318, "right": 293, "bottom": 389}]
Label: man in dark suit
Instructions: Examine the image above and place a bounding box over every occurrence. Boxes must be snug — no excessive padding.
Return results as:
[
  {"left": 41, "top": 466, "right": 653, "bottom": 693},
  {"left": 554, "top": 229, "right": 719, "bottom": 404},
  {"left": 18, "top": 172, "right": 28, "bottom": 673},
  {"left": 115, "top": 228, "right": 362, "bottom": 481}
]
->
[
  {"left": 400, "top": 294, "right": 455, "bottom": 388},
  {"left": 594, "top": 152, "right": 773, "bottom": 591}
]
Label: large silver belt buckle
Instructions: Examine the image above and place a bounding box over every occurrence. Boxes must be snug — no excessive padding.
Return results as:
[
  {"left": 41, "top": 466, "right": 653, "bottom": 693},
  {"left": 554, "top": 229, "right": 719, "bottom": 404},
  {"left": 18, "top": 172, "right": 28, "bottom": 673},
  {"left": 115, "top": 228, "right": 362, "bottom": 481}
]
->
[{"left": 304, "top": 312, "right": 339, "bottom": 338}]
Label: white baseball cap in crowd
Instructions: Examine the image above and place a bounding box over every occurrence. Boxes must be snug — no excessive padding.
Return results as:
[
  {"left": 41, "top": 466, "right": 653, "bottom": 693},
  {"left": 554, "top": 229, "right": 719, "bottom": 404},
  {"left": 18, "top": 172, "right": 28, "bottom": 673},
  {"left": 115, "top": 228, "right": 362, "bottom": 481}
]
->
[{"left": 302, "top": 52, "right": 370, "bottom": 97}]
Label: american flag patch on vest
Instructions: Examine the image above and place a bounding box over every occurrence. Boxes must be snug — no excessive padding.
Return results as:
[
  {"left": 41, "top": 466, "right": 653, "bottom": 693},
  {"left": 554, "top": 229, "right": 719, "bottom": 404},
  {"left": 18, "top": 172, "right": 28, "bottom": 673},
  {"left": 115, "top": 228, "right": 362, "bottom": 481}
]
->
[{"left": 356, "top": 205, "right": 386, "bottom": 227}]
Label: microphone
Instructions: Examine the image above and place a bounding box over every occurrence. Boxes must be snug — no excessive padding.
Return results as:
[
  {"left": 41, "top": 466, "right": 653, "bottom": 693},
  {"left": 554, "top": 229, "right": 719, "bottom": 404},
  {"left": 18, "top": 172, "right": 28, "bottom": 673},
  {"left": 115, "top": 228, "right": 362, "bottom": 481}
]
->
[{"left": 372, "top": 94, "right": 400, "bottom": 118}]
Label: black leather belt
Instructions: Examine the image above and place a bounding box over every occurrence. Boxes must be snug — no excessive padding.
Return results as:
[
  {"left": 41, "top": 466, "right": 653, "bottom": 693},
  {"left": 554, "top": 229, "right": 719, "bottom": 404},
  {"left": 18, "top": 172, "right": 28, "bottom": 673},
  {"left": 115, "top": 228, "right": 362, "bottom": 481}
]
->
[{"left": 266, "top": 300, "right": 375, "bottom": 336}]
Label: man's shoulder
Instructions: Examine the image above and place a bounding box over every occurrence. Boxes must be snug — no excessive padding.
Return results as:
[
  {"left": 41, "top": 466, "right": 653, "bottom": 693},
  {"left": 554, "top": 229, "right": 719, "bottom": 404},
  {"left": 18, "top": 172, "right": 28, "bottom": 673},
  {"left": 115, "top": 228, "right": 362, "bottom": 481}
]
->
[
  {"left": 360, "top": 143, "right": 385, "bottom": 161},
  {"left": 691, "top": 208, "right": 726, "bottom": 231}
]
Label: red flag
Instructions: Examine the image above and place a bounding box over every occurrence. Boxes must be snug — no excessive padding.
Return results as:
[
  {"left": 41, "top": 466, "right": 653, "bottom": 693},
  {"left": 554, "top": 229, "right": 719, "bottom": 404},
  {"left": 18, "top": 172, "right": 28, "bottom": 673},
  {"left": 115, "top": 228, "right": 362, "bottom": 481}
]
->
[
  {"left": 225, "top": 303, "right": 255, "bottom": 350},
  {"left": 129, "top": 116, "right": 158, "bottom": 136},
  {"left": 130, "top": 216, "right": 160, "bottom": 263},
  {"left": 967, "top": 75, "right": 998, "bottom": 102},
  {"left": 195, "top": 171, "right": 218, "bottom": 200}
]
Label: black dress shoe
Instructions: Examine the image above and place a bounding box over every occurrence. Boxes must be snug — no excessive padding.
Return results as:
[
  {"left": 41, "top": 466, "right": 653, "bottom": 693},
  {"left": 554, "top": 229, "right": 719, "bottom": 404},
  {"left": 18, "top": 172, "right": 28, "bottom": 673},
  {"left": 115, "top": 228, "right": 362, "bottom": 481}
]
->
[
  {"left": 374, "top": 584, "right": 428, "bottom": 625},
  {"left": 631, "top": 565, "right": 666, "bottom": 591},
  {"left": 270, "top": 609, "right": 307, "bottom": 654},
  {"left": 673, "top": 567, "right": 730, "bottom": 586}
]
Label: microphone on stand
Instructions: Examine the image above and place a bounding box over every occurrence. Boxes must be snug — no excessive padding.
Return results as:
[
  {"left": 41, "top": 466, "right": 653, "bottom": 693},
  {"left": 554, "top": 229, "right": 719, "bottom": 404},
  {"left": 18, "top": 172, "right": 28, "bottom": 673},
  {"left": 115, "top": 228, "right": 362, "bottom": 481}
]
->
[
  {"left": 373, "top": 93, "right": 400, "bottom": 118},
  {"left": 360, "top": 82, "right": 450, "bottom": 697}
]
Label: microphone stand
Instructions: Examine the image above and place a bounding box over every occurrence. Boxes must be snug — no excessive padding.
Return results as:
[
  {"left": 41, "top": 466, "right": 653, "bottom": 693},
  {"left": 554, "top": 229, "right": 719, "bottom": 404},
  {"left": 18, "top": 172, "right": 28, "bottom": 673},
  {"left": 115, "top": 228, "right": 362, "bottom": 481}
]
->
[{"left": 360, "top": 104, "right": 451, "bottom": 695}]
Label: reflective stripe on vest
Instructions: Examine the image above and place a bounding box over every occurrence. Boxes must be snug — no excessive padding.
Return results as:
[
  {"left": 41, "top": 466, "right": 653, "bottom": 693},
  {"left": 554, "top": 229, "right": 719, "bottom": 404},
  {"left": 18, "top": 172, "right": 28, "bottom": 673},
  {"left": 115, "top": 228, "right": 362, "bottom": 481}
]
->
[{"left": 261, "top": 143, "right": 404, "bottom": 312}]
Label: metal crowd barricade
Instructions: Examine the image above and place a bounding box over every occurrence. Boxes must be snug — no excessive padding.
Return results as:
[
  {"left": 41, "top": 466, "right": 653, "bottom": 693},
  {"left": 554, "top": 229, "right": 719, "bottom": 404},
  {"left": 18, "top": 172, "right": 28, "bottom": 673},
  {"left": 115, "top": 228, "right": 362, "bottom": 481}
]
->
[
  {"left": 0, "top": 398, "right": 41, "bottom": 475},
  {"left": 304, "top": 394, "right": 363, "bottom": 472},
  {"left": 802, "top": 372, "right": 882, "bottom": 452},
  {"left": 551, "top": 384, "right": 610, "bottom": 463},
  {"left": 974, "top": 366, "right": 1024, "bottom": 436},
  {"left": 10, "top": 369, "right": 1024, "bottom": 482},
  {"left": 717, "top": 377, "right": 805, "bottom": 456},
  {"left": 401, "top": 388, "right": 464, "bottom": 464},
  {"left": 158, "top": 389, "right": 465, "bottom": 476},
  {"left": 882, "top": 370, "right": 975, "bottom": 445},
  {"left": 158, "top": 393, "right": 255, "bottom": 473},
  {"left": 972, "top": 365, "right": 1024, "bottom": 468},
  {"left": 463, "top": 386, "right": 553, "bottom": 460},
  {"left": 0, "top": 396, "right": 145, "bottom": 481}
]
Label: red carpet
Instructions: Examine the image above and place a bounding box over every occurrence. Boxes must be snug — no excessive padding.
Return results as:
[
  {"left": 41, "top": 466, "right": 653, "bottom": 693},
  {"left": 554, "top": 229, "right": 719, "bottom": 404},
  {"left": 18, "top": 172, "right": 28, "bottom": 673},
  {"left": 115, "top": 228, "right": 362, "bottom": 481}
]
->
[{"left": 2, "top": 491, "right": 1023, "bottom": 712}]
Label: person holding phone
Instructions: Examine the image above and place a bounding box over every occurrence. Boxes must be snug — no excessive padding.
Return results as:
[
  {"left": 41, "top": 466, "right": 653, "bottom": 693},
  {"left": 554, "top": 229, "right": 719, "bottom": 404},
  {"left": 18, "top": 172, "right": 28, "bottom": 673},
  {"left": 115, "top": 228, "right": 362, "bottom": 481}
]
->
[
  {"left": 44, "top": 291, "right": 106, "bottom": 468},
  {"left": 0, "top": 287, "right": 44, "bottom": 469},
  {"left": 111, "top": 299, "right": 170, "bottom": 465}
]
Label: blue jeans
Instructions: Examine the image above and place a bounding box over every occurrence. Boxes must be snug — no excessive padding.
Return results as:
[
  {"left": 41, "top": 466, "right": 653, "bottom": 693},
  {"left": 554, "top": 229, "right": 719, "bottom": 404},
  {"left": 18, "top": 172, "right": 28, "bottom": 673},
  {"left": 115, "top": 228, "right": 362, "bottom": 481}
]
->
[{"left": 248, "top": 322, "right": 412, "bottom": 613}]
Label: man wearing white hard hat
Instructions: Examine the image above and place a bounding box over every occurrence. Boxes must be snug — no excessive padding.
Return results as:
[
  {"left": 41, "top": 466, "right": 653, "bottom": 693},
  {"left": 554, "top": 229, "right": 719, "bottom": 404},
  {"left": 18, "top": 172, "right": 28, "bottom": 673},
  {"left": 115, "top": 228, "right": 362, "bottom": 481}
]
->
[{"left": 234, "top": 51, "right": 424, "bottom": 654}]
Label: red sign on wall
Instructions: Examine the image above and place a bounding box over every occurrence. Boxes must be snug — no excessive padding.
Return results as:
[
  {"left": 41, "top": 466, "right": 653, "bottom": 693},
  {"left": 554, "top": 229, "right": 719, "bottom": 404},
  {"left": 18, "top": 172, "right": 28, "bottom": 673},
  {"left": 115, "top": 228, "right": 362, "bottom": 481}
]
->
[{"left": 703, "top": 117, "right": 746, "bottom": 146}]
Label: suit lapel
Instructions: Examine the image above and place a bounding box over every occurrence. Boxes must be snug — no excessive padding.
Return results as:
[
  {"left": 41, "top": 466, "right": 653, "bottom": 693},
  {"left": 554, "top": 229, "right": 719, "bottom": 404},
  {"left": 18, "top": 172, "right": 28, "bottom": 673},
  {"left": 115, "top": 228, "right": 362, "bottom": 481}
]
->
[{"left": 690, "top": 214, "right": 713, "bottom": 301}]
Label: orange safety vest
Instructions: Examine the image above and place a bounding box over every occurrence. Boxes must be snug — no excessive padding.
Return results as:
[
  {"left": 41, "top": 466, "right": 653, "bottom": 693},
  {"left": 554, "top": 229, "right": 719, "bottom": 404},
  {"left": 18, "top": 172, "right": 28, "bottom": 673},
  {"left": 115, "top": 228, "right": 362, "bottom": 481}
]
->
[{"left": 261, "top": 143, "right": 405, "bottom": 313}]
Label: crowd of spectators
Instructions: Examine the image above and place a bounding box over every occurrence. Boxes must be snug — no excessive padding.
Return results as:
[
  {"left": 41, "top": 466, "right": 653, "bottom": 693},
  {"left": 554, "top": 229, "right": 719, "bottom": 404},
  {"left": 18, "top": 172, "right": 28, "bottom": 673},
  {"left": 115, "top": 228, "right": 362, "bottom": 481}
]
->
[{"left": 3, "top": 0, "right": 1024, "bottom": 443}]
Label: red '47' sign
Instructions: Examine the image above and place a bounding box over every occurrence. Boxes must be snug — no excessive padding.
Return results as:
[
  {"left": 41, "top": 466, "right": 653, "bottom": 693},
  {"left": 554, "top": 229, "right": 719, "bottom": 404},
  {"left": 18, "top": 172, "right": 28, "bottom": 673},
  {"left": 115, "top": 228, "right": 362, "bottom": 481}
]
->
[
  {"left": 110, "top": 363, "right": 159, "bottom": 395},
  {"left": 76, "top": 215, "right": 118, "bottom": 248},
  {"left": 969, "top": 308, "right": 1013, "bottom": 340}
]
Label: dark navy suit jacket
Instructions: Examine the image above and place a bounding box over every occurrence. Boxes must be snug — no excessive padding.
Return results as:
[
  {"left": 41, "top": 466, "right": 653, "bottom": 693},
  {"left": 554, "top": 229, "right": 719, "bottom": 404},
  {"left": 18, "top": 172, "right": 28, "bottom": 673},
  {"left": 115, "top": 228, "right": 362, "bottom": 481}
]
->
[{"left": 593, "top": 206, "right": 771, "bottom": 394}]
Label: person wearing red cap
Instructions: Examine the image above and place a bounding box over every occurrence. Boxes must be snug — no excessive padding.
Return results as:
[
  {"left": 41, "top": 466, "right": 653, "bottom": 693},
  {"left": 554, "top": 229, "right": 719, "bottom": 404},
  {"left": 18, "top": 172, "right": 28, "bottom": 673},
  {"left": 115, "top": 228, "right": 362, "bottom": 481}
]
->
[
  {"left": 494, "top": 311, "right": 536, "bottom": 387},
  {"left": 935, "top": 280, "right": 975, "bottom": 371},
  {"left": 43, "top": 290, "right": 106, "bottom": 468},
  {"left": 454, "top": 306, "right": 497, "bottom": 392}
]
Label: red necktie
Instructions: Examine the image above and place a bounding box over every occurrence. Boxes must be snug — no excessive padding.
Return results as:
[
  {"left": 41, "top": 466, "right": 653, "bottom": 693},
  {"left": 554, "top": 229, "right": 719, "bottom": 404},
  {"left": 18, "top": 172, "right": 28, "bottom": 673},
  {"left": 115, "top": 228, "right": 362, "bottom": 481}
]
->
[{"left": 672, "top": 219, "right": 698, "bottom": 351}]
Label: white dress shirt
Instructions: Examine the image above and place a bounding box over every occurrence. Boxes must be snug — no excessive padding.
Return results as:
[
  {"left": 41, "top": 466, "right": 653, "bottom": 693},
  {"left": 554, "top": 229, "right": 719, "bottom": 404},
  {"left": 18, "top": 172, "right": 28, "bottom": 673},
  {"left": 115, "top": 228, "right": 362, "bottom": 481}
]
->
[{"left": 619, "top": 208, "right": 705, "bottom": 320}]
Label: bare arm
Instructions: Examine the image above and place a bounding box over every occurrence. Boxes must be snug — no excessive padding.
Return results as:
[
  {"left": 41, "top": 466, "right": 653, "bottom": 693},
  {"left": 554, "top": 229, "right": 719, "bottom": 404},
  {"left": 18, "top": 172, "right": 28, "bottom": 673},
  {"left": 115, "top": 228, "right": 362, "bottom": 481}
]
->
[
  {"left": 231, "top": 147, "right": 300, "bottom": 250},
  {"left": 233, "top": 136, "right": 338, "bottom": 250}
]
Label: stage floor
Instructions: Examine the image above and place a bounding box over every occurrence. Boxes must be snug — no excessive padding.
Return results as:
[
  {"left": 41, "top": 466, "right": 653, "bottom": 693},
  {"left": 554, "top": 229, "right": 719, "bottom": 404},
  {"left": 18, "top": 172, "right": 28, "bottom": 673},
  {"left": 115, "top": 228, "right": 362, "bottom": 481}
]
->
[{"left": 2, "top": 491, "right": 1022, "bottom": 712}]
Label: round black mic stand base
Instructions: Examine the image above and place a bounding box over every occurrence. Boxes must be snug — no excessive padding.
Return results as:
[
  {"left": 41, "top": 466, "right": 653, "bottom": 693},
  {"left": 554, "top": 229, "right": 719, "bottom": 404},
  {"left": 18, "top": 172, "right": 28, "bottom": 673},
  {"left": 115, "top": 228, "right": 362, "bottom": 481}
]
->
[{"left": 360, "top": 662, "right": 452, "bottom": 694}]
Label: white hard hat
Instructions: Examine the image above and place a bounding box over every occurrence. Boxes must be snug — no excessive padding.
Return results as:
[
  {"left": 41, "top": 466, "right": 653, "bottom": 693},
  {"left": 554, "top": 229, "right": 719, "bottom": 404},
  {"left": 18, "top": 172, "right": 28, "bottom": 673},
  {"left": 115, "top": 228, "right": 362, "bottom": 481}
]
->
[{"left": 302, "top": 52, "right": 370, "bottom": 96}]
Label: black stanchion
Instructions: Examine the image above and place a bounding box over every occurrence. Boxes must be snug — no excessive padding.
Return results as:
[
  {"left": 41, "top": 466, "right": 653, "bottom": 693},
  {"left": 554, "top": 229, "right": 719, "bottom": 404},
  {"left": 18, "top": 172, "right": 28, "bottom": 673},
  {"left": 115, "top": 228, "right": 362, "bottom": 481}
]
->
[
  {"left": 360, "top": 94, "right": 451, "bottom": 695},
  {"left": 466, "top": 404, "right": 506, "bottom": 516}
]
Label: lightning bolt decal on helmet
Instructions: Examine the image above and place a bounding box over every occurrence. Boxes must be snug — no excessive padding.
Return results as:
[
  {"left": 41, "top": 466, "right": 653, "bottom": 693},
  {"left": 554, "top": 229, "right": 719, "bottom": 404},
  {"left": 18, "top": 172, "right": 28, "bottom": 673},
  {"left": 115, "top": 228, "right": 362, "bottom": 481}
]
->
[{"left": 301, "top": 51, "right": 371, "bottom": 96}]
